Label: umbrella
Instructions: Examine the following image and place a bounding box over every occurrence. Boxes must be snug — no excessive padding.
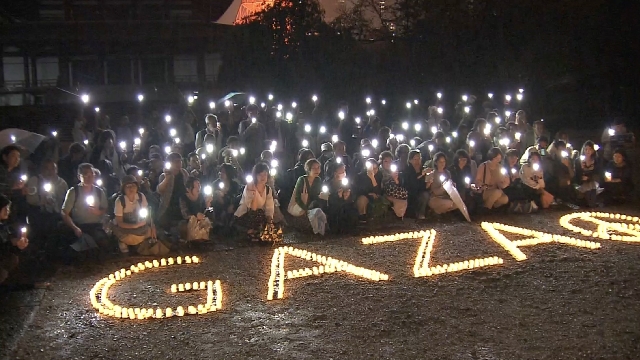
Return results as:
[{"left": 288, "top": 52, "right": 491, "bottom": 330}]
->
[
  {"left": 442, "top": 179, "right": 471, "bottom": 222},
  {"left": 0, "top": 128, "right": 46, "bottom": 154}
]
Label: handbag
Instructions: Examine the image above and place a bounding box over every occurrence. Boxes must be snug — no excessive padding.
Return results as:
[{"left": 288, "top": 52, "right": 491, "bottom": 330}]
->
[
  {"left": 384, "top": 179, "right": 408, "bottom": 200},
  {"left": 287, "top": 177, "right": 308, "bottom": 216},
  {"left": 186, "top": 215, "right": 212, "bottom": 241}
]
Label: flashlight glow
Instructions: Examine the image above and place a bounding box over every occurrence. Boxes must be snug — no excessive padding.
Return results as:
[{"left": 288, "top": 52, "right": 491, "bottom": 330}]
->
[
  {"left": 52, "top": 131, "right": 57, "bottom": 137},
  {"left": 209, "top": 102, "right": 215, "bottom": 109},
  {"left": 500, "top": 168, "right": 507, "bottom": 175},
  {"left": 402, "top": 122, "right": 409, "bottom": 130},
  {"left": 134, "top": 138, "right": 141, "bottom": 146},
  {"left": 302, "top": 139, "right": 309, "bottom": 148},
  {"left": 206, "top": 144, "right": 214, "bottom": 153},
  {"left": 516, "top": 94, "right": 523, "bottom": 101},
  {"left": 462, "top": 95, "right": 468, "bottom": 102},
  {"left": 505, "top": 111, "right": 512, "bottom": 117},
  {"left": 187, "top": 95, "right": 194, "bottom": 104},
  {"left": 396, "top": 134, "right": 405, "bottom": 142},
  {"left": 249, "top": 96, "right": 256, "bottom": 104},
  {"left": 169, "top": 128, "right": 177, "bottom": 137},
  {"left": 561, "top": 150, "right": 568, "bottom": 158},
  {"left": 332, "top": 135, "right": 339, "bottom": 143},
  {"left": 219, "top": 182, "right": 225, "bottom": 190},
  {"left": 336, "top": 157, "right": 342, "bottom": 164},
  {"left": 390, "top": 164, "right": 397, "bottom": 172},
  {"left": 594, "top": 144, "right": 600, "bottom": 151},
  {"left": 260, "top": 102, "right": 266, "bottom": 108},
  {"left": 245, "top": 175, "right": 253, "bottom": 183},
  {"left": 20, "top": 174, "right": 27, "bottom": 182},
  {"left": 320, "top": 126, "right": 326, "bottom": 134},
  {"left": 43, "top": 183, "right": 52, "bottom": 192},
  {"left": 312, "top": 95, "right": 318, "bottom": 102},
  {"left": 362, "top": 149, "right": 370, "bottom": 157},
  {"left": 138, "top": 128, "right": 145, "bottom": 135},
  {"left": 240, "top": 147, "right": 245, "bottom": 155},
  {"left": 608, "top": 128, "right": 615, "bottom": 136},
  {"left": 286, "top": 112, "right": 293, "bottom": 121},
  {"left": 469, "top": 140, "right": 475, "bottom": 148},
  {"left": 204, "top": 185, "right": 212, "bottom": 196},
  {"left": 465, "top": 177, "right": 470, "bottom": 184},
  {"left": 428, "top": 144, "right": 434, "bottom": 152},
  {"left": 439, "top": 175, "right": 446, "bottom": 182},
  {"left": 86, "top": 195, "right": 95, "bottom": 206},
  {"left": 505, "top": 95, "right": 512, "bottom": 102},
  {"left": 464, "top": 106, "right": 470, "bottom": 114},
  {"left": 224, "top": 100, "right": 231, "bottom": 108},
  {"left": 437, "top": 107, "right": 443, "bottom": 114},
  {"left": 406, "top": 102, "right": 411, "bottom": 109},
  {"left": 605, "top": 171, "right": 612, "bottom": 179},
  {"left": 437, "top": 92, "right": 442, "bottom": 99},
  {"left": 381, "top": 99, "right": 386, "bottom": 105},
  {"left": 277, "top": 104, "right": 283, "bottom": 111},
  {"left": 271, "top": 159, "right": 279, "bottom": 168},
  {"left": 139, "top": 208, "right": 148, "bottom": 219},
  {"left": 304, "top": 124, "right": 311, "bottom": 133},
  {"left": 341, "top": 178, "right": 349, "bottom": 186},
  {"left": 366, "top": 97, "right": 372, "bottom": 104},
  {"left": 94, "top": 107, "right": 100, "bottom": 113},
  {"left": 532, "top": 163, "right": 540, "bottom": 171},
  {"left": 414, "top": 123, "right": 422, "bottom": 132},
  {"left": 371, "top": 139, "right": 378, "bottom": 148},
  {"left": 452, "top": 131, "right": 458, "bottom": 138},
  {"left": 165, "top": 161, "right": 171, "bottom": 170},
  {"left": 338, "top": 111, "right": 345, "bottom": 120},
  {"left": 81, "top": 94, "right": 90, "bottom": 104},
  {"left": 446, "top": 137, "right": 451, "bottom": 143},
  {"left": 291, "top": 101, "right": 297, "bottom": 108},
  {"left": 119, "top": 141, "right": 127, "bottom": 150},
  {"left": 138, "top": 170, "right": 143, "bottom": 176},
  {"left": 268, "top": 94, "right": 274, "bottom": 101},
  {"left": 165, "top": 115, "right": 172, "bottom": 123},
  {"left": 366, "top": 161, "right": 372, "bottom": 169},
  {"left": 137, "top": 94, "right": 144, "bottom": 102},
  {"left": 270, "top": 168, "right": 277, "bottom": 176},
  {"left": 488, "top": 93, "right": 494, "bottom": 99},
  {"left": 164, "top": 146, "right": 171, "bottom": 154},
  {"left": 322, "top": 185, "right": 328, "bottom": 193}
]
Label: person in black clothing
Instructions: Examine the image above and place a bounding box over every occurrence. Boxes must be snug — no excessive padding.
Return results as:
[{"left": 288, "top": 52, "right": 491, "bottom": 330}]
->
[
  {"left": 404, "top": 150, "right": 431, "bottom": 219},
  {"left": 602, "top": 148, "right": 634, "bottom": 203},
  {"left": 544, "top": 140, "right": 574, "bottom": 204},
  {"left": 58, "top": 142, "right": 86, "bottom": 188},
  {"left": 355, "top": 158, "right": 384, "bottom": 223},
  {"left": 448, "top": 149, "right": 476, "bottom": 208},
  {"left": 211, "top": 163, "right": 242, "bottom": 227},
  {"left": 0, "top": 194, "right": 29, "bottom": 284},
  {"left": 325, "top": 163, "right": 357, "bottom": 232}
]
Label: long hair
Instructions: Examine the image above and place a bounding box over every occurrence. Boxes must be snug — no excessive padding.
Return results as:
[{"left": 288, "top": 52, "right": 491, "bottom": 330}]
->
[{"left": 580, "top": 140, "right": 597, "bottom": 161}]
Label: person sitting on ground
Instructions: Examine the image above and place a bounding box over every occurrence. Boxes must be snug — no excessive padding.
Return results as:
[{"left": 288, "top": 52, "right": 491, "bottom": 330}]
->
[
  {"left": 324, "top": 141, "right": 350, "bottom": 182},
  {"left": 601, "top": 118, "right": 635, "bottom": 161},
  {"left": 379, "top": 151, "right": 408, "bottom": 219},
  {"left": 520, "top": 151, "right": 554, "bottom": 209},
  {"left": 25, "top": 159, "right": 68, "bottom": 252},
  {"left": 355, "top": 158, "right": 384, "bottom": 223},
  {"left": 234, "top": 163, "right": 275, "bottom": 241},
  {"left": 474, "top": 147, "right": 510, "bottom": 210},
  {"left": 500, "top": 149, "right": 527, "bottom": 205},
  {"left": 395, "top": 144, "right": 411, "bottom": 173},
  {"left": 544, "top": 140, "right": 574, "bottom": 204},
  {"left": 113, "top": 175, "right": 157, "bottom": 253},
  {"left": 602, "top": 148, "right": 633, "bottom": 204},
  {"left": 520, "top": 136, "right": 549, "bottom": 164},
  {"left": 427, "top": 152, "right": 457, "bottom": 215},
  {"left": 448, "top": 149, "right": 476, "bottom": 210},
  {"left": 288, "top": 159, "right": 326, "bottom": 234},
  {"left": 325, "top": 163, "right": 357, "bottom": 233},
  {"left": 0, "top": 195, "right": 29, "bottom": 285},
  {"left": 405, "top": 150, "right": 431, "bottom": 219},
  {"left": 212, "top": 163, "right": 242, "bottom": 227},
  {"left": 61, "top": 163, "right": 110, "bottom": 255},
  {"left": 574, "top": 141, "right": 601, "bottom": 208},
  {"left": 187, "top": 152, "right": 202, "bottom": 177},
  {"left": 156, "top": 152, "right": 190, "bottom": 241},
  {"left": 179, "top": 176, "right": 213, "bottom": 241}
]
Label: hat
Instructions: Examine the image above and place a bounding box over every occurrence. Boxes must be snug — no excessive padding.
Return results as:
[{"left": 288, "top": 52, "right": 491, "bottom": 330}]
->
[{"left": 122, "top": 175, "right": 137, "bottom": 186}]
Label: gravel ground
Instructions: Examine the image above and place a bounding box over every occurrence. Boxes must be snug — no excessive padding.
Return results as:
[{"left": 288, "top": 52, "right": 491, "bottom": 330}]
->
[{"left": 7, "top": 208, "right": 640, "bottom": 360}]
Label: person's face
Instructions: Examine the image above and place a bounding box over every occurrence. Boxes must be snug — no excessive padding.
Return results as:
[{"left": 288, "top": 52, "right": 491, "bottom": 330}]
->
[
  {"left": 170, "top": 158, "right": 182, "bottom": 174},
  {"left": 190, "top": 180, "right": 201, "bottom": 196},
  {"left": 71, "top": 150, "right": 84, "bottom": 161},
  {"left": 79, "top": 168, "right": 95, "bottom": 185},
  {"left": 369, "top": 162, "right": 379, "bottom": 174},
  {"left": 206, "top": 118, "right": 217, "bottom": 132},
  {"left": 104, "top": 139, "right": 114, "bottom": 151},
  {"left": 381, "top": 157, "right": 392, "bottom": 170},
  {"left": 41, "top": 162, "right": 57, "bottom": 179},
  {"left": 335, "top": 166, "right": 346, "bottom": 181},
  {"left": 491, "top": 154, "right": 503, "bottom": 164},
  {"left": 150, "top": 158, "right": 163, "bottom": 171},
  {"left": 247, "top": 109, "right": 258, "bottom": 119},
  {"left": 538, "top": 141, "right": 548, "bottom": 149},
  {"left": 3, "top": 150, "right": 20, "bottom": 169},
  {"left": 229, "top": 142, "right": 239, "bottom": 150},
  {"left": 534, "top": 123, "right": 544, "bottom": 134},
  {"left": 309, "top": 163, "right": 321, "bottom": 177},
  {"left": 613, "top": 153, "right": 623, "bottom": 165},
  {"left": 124, "top": 183, "right": 138, "bottom": 196},
  {"left": 335, "top": 144, "right": 345, "bottom": 155},
  {"left": 436, "top": 157, "right": 446, "bottom": 171},
  {"left": 0, "top": 205, "right": 9, "bottom": 220},
  {"left": 257, "top": 171, "right": 268, "bottom": 185},
  {"left": 530, "top": 156, "right": 540, "bottom": 164},
  {"left": 508, "top": 155, "right": 518, "bottom": 167},
  {"left": 410, "top": 154, "right": 422, "bottom": 168},
  {"left": 189, "top": 156, "right": 201, "bottom": 170},
  {"left": 584, "top": 146, "right": 595, "bottom": 157},
  {"left": 261, "top": 152, "right": 273, "bottom": 162},
  {"left": 458, "top": 157, "right": 468, "bottom": 168}
]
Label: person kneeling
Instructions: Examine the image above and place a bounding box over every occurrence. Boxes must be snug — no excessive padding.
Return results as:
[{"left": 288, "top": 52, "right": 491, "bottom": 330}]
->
[
  {"left": 235, "top": 163, "right": 280, "bottom": 242},
  {"left": 287, "top": 159, "right": 327, "bottom": 235},
  {"left": 113, "top": 175, "right": 158, "bottom": 254},
  {"left": 520, "top": 152, "right": 554, "bottom": 209},
  {"left": 427, "top": 153, "right": 457, "bottom": 214}
]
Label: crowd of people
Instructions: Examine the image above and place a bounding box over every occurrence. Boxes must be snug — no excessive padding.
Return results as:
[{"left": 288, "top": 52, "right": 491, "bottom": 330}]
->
[{"left": 0, "top": 94, "right": 635, "bottom": 285}]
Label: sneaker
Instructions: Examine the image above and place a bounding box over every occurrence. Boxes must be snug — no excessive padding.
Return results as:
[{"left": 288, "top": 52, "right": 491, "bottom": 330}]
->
[{"left": 118, "top": 242, "right": 129, "bottom": 253}]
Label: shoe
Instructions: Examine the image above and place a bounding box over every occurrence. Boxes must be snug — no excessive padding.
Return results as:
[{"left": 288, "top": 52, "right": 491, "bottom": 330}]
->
[
  {"left": 417, "top": 214, "right": 426, "bottom": 220},
  {"left": 118, "top": 242, "right": 129, "bottom": 253}
]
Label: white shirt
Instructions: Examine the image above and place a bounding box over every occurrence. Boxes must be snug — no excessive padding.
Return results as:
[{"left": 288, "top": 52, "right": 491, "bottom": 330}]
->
[{"left": 234, "top": 183, "right": 274, "bottom": 218}]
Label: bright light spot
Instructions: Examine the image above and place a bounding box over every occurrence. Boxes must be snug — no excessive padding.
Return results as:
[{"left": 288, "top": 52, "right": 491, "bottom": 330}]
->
[
  {"left": 165, "top": 115, "right": 172, "bottom": 123},
  {"left": 302, "top": 139, "right": 309, "bottom": 147},
  {"left": 437, "top": 92, "right": 442, "bottom": 99},
  {"left": 402, "top": 122, "right": 409, "bottom": 130},
  {"left": 187, "top": 95, "right": 194, "bottom": 104},
  {"left": 204, "top": 186, "right": 212, "bottom": 196},
  {"left": 437, "top": 107, "right": 443, "bottom": 114},
  {"left": 137, "top": 94, "right": 144, "bottom": 102},
  {"left": 371, "top": 139, "right": 378, "bottom": 148},
  {"left": 319, "top": 126, "right": 326, "bottom": 134},
  {"left": 338, "top": 111, "right": 345, "bottom": 120},
  {"left": 304, "top": 124, "right": 312, "bottom": 133},
  {"left": 488, "top": 93, "right": 494, "bottom": 99},
  {"left": 81, "top": 94, "right": 90, "bottom": 103},
  {"left": 249, "top": 96, "right": 256, "bottom": 104},
  {"left": 462, "top": 95, "right": 468, "bottom": 102},
  {"left": 414, "top": 123, "right": 422, "bottom": 132},
  {"left": 209, "top": 102, "right": 216, "bottom": 109}
]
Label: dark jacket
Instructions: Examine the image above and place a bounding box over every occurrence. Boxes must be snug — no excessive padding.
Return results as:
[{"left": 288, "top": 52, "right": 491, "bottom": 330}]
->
[{"left": 356, "top": 171, "right": 383, "bottom": 197}]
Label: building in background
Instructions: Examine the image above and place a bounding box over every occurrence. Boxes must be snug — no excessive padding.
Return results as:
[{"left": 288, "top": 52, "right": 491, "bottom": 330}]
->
[{"left": 0, "top": 0, "right": 233, "bottom": 107}]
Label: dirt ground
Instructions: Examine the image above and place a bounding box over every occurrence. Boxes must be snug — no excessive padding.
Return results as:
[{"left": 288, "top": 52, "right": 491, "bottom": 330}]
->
[{"left": 6, "top": 208, "right": 640, "bottom": 360}]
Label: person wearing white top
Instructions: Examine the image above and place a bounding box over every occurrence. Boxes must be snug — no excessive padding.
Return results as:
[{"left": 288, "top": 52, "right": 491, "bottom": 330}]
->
[
  {"left": 519, "top": 151, "right": 554, "bottom": 208},
  {"left": 112, "top": 175, "right": 155, "bottom": 253},
  {"left": 234, "top": 163, "right": 274, "bottom": 239}
]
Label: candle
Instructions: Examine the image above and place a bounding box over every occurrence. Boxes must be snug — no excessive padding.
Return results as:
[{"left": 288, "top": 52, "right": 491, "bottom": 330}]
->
[
  {"left": 176, "top": 306, "right": 185, "bottom": 316},
  {"left": 168, "top": 257, "right": 174, "bottom": 265},
  {"left": 185, "top": 256, "right": 192, "bottom": 264},
  {"left": 171, "top": 284, "right": 177, "bottom": 293},
  {"left": 166, "top": 308, "right": 173, "bottom": 317},
  {"left": 177, "top": 256, "right": 182, "bottom": 264},
  {"left": 155, "top": 308, "right": 163, "bottom": 318},
  {"left": 178, "top": 283, "right": 184, "bottom": 292}
]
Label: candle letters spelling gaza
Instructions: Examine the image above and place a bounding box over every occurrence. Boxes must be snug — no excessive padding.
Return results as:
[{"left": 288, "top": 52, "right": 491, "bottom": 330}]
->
[{"left": 90, "top": 211, "right": 640, "bottom": 320}]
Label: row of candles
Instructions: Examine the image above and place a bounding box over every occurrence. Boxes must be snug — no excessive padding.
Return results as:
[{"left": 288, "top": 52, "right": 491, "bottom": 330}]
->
[
  {"left": 89, "top": 255, "right": 223, "bottom": 320},
  {"left": 559, "top": 212, "right": 640, "bottom": 242},
  {"left": 267, "top": 246, "right": 390, "bottom": 300}
]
